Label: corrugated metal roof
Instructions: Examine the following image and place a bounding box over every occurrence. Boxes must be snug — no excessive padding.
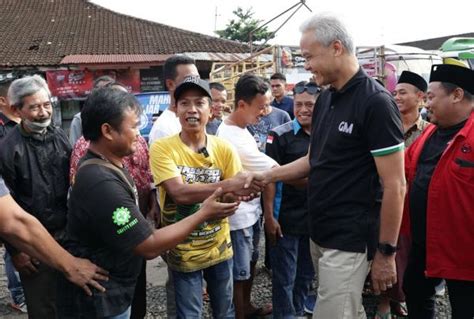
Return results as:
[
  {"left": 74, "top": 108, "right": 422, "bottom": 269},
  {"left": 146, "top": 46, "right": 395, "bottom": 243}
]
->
[
  {"left": 183, "top": 52, "right": 274, "bottom": 63},
  {"left": 184, "top": 52, "right": 250, "bottom": 62},
  {"left": 60, "top": 54, "right": 172, "bottom": 64},
  {"left": 398, "top": 32, "right": 474, "bottom": 50}
]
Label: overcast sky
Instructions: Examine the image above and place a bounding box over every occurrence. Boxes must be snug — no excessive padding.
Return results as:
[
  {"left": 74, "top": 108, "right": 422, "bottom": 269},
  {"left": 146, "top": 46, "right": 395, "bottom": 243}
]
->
[{"left": 91, "top": 0, "right": 473, "bottom": 47}]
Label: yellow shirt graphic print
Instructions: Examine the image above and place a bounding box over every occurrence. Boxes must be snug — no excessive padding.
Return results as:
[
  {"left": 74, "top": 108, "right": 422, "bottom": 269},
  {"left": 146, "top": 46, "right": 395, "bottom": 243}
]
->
[{"left": 150, "top": 134, "right": 242, "bottom": 272}]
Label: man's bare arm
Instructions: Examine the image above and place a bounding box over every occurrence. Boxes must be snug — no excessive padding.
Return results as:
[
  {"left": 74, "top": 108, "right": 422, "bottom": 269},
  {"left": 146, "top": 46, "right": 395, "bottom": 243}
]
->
[
  {"left": 263, "top": 183, "right": 282, "bottom": 245},
  {"left": 161, "top": 171, "right": 261, "bottom": 205},
  {"left": 375, "top": 150, "right": 406, "bottom": 246},
  {"left": 371, "top": 150, "right": 406, "bottom": 294},
  {"left": 284, "top": 178, "right": 308, "bottom": 189},
  {"left": 261, "top": 153, "right": 311, "bottom": 184},
  {"left": 134, "top": 188, "right": 239, "bottom": 259},
  {"left": 0, "top": 194, "right": 109, "bottom": 296}
]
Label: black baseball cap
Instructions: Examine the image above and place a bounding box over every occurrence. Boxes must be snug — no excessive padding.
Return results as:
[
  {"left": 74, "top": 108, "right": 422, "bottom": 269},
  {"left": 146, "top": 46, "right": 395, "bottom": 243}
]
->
[{"left": 174, "top": 76, "right": 212, "bottom": 101}]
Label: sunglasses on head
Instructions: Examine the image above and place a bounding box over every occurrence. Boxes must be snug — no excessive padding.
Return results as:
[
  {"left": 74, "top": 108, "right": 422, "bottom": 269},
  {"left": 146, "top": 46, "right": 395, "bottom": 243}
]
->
[{"left": 293, "top": 82, "right": 321, "bottom": 95}]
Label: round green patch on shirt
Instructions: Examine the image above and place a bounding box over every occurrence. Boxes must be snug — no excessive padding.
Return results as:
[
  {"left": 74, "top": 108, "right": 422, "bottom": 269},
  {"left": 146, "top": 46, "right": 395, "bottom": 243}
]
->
[{"left": 112, "top": 207, "right": 131, "bottom": 226}]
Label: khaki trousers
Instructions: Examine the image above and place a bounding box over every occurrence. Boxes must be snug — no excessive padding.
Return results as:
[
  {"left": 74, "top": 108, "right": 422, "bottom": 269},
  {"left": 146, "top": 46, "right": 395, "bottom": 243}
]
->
[{"left": 310, "top": 241, "right": 370, "bottom": 319}]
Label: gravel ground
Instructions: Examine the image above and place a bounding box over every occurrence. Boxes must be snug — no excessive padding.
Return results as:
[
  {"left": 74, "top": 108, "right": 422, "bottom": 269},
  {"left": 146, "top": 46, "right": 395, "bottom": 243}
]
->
[{"left": 0, "top": 237, "right": 451, "bottom": 319}]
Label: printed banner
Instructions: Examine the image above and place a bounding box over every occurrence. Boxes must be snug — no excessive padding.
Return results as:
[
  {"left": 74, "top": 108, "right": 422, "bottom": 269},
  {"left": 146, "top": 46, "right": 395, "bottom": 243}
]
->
[
  {"left": 135, "top": 92, "right": 170, "bottom": 139},
  {"left": 46, "top": 69, "right": 141, "bottom": 99}
]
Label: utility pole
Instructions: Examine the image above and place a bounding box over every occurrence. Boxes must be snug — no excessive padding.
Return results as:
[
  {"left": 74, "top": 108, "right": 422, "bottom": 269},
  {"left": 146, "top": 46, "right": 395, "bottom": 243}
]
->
[{"left": 214, "top": 6, "right": 219, "bottom": 32}]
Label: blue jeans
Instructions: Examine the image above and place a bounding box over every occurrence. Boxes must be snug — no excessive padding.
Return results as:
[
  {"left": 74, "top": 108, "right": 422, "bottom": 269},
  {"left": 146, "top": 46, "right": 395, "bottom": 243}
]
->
[
  {"left": 4, "top": 251, "right": 25, "bottom": 305},
  {"left": 270, "top": 234, "right": 315, "bottom": 318},
  {"left": 104, "top": 306, "right": 131, "bottom": 319},
  {"left": 171, "top": 258, "right": 234, "bottom": 319}
]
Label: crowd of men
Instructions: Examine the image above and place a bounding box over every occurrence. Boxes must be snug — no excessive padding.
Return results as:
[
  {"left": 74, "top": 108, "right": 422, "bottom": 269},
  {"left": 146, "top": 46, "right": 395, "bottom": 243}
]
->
[{"left": 0, "top": 12, "right": 473, "bottom": 319}]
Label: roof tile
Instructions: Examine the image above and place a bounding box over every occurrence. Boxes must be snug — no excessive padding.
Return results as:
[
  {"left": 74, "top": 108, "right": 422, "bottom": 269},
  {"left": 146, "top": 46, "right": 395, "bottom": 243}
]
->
[{"left": 0, "top": 0, "right": 249, "bottom": 67}]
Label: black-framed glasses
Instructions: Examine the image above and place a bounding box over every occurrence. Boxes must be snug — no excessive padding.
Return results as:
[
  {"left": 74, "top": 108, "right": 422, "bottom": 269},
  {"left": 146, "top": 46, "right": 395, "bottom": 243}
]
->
[{"left": 293, "top": 82, "right": 321, "bottom": 95}]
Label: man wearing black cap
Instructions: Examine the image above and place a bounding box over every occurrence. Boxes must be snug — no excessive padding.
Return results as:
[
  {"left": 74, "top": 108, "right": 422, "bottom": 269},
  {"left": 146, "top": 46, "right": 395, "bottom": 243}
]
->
[
  {"left": 401, "top": 64, "right": 474, "bottom": 318},
  {"left": 150, "top": 76, "right": 261, "bottom": 318},
  {"left": 394, "top": 71, "right": 431, "bottom": 146}
]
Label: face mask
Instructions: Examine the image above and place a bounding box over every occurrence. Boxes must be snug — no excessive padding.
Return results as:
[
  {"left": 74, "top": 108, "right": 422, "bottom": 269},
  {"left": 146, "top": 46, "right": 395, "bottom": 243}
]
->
[{"left": 23, "top": 118, "right": 51, "bottom": 134}]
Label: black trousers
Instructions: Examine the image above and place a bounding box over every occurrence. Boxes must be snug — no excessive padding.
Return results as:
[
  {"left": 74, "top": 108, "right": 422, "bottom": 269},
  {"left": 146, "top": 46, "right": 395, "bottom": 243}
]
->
[
  {"left": 131, "top": 260, "right": 147, "bottom": 319},
  {"left": 19, "top": 263, "right": 58, "bottom": 319},
  {"left": 403, "top": 244, "right": 474, "bottom": 319}
]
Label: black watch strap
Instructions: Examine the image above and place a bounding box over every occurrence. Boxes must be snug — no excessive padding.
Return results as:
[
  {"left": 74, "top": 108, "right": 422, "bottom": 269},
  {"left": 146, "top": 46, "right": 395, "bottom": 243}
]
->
[{"left": 377, "top": 242, "right": 398, "bottom": 256}]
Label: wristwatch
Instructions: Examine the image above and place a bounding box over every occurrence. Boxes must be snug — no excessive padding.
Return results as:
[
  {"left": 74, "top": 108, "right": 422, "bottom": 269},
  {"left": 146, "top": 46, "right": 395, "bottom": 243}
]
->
[{"left": 377, "top": 242, "right": 398, "bottom": 256}]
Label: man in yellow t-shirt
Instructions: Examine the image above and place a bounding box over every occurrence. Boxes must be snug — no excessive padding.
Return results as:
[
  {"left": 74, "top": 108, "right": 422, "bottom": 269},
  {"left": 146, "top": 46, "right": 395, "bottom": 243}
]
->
[{"left": 150, "top": 77, "right": 261, "bottom": 318}]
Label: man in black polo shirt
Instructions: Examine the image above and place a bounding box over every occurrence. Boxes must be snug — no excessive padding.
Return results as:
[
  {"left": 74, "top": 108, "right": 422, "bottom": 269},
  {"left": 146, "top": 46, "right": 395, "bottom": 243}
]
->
[
  {"left": 264, "top": 81, "right": 319, "bottom": 318},
  {"left": 258, "top": 14, "right": 405, "bottom": 318},
  {"left": 57, "top": 87, "right": 240, "bottom": 319}
]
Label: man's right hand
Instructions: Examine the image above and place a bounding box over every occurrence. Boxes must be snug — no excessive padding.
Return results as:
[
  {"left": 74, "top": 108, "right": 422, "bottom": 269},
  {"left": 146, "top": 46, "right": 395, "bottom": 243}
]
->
[
  {"left": 264, "top": 217, "right": 283, "bottom": 246},
  {"left": 253, "top": 170, "right": 272, "bottom": 186},
  {"left": 64, "top": 257, "right": 109, "bottom": 296},
  {"left": 12, "top": 252, "right": 39, "bottom": 275},
  {"left": 227, "top": 172, "right": 265, "bottom": 199}
]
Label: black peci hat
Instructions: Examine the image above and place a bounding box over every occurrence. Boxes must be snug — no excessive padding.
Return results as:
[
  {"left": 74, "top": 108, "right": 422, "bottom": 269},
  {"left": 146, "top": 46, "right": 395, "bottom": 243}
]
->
[
  {"left": 429, "top": 64, "right": 474, "bottom": 95},
  {"left": 397, "top": 71, "right": 428, "bottom": 92}
]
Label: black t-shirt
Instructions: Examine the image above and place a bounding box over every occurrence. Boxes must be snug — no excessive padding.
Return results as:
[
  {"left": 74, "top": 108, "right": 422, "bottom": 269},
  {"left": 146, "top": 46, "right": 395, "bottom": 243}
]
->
[
  {"left": 266, "top": 120, "right": 310, "bottom": 235},
  {"left": 409, "top": 120, "right": 466, "bottom": 246},
  {"left": 57, "top": 151, "right": 153, "bottom": 318},
  {"left": 308, "top": 69, "right": 404, "bottom": 256}
]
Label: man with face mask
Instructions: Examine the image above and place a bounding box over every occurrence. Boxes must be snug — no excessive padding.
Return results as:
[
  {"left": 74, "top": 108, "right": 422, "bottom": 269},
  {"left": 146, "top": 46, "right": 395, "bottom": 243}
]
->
[{"left": 0, "top": 74, "right": 71, "bottom": 318}]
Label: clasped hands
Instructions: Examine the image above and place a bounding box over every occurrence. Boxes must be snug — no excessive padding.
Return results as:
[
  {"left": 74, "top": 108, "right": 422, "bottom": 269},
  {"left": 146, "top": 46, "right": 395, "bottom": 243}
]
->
[{"left": 221, "top": 171, "right": 270, "bottom": 203}]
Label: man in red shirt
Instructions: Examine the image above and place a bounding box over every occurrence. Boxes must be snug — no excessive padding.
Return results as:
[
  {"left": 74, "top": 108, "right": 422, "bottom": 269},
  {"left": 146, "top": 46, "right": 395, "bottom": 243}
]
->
[{"left": 402, "top": 64, "right": 474, "bottom": 318}]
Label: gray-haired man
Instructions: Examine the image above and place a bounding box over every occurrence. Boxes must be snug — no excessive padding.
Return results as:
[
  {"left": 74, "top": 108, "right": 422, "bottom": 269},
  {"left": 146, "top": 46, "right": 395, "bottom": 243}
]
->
[
  {"left": 0, "top": 75, "right": 72, "bottom": 318},
  {"left": 258, "top": 14, "right": 406, "bottom": 318}
]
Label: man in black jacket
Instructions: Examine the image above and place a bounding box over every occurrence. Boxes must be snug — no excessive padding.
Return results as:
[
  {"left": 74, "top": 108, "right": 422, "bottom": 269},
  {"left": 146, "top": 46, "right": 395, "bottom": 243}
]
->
[
  {"left": 0, "top": 74, "right": 71, "bottom": 318},
  {"left": 0, "top": 75, "right": 20, "bottom": 140}
]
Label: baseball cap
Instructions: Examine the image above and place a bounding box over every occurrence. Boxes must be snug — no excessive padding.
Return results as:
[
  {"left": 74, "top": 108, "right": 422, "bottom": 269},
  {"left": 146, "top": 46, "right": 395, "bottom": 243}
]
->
[{"left": 174, "top": 76, "right": 212, "bottom": 101}]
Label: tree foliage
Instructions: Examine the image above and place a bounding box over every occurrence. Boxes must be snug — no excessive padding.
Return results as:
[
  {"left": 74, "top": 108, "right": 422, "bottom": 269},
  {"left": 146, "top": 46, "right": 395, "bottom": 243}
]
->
[{"left": 215, "top": 7, "right": 274, "bottom": 44}]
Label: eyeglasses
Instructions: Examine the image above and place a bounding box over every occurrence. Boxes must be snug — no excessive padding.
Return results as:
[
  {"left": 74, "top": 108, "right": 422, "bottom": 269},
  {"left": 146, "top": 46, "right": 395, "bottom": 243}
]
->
[{"left": 293, "top": 82, "right": 321, "bottom": 95}]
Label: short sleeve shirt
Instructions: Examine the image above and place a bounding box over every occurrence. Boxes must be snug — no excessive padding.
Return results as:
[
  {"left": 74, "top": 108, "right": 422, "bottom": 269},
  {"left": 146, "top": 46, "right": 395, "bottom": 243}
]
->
[
  {"left": 58, "top": 151, "right": 153, "bottom": 318},
  {"left": 265, "top": 120, "right": 310, "bottom": 235},
  {"left": 0, "top": 176, "right": 9, "bottom": 197},
  {"left": 217, "top": 122, "right": 278, "bottom": 230},
  {"left": 149, "top": 134, "right": 241, "bottom": 272},
  {"left": 308, "top": 68, "right": 404, "bottom": 254}
]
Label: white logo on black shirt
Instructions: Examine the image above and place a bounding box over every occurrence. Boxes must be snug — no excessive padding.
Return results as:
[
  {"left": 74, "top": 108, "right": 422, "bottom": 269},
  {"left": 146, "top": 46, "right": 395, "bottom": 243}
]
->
[{"left": 338, "top": 121, "right": 353, "bottom": 134}]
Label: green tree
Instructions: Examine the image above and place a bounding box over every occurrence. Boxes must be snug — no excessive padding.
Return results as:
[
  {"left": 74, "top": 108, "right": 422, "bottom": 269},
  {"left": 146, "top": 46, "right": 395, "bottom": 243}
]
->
[{"left": 215, "top": 7, "right": 274, "bottom": 44}]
